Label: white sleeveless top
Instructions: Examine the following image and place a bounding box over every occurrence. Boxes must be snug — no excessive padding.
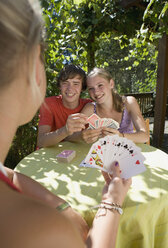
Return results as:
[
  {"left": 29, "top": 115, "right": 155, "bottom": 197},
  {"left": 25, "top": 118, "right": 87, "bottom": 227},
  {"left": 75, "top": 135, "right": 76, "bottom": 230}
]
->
[{"left": 0, "top": 162, "right": 8, "bottom": 176}]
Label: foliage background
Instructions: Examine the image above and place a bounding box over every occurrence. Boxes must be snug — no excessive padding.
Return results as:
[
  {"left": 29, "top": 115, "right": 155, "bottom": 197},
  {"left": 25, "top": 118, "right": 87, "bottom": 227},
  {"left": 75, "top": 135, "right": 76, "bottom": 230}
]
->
[{"left": 5, "top": 0, "right": 168, "bottom": 169}]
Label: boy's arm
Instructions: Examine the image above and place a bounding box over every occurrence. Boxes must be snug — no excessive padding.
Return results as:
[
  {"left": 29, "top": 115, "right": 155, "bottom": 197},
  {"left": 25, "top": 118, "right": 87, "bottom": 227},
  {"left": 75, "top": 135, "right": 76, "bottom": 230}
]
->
[
  {"left": 37, "top": 113, "right": 88, "bottom": 148},
  {"left": 37, "top": 124, "right": 69, "bottom": 148}
]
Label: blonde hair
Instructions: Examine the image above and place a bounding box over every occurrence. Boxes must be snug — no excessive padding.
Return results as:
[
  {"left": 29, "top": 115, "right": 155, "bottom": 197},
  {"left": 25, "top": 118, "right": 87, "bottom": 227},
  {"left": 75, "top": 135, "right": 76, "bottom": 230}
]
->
[
  {"left": 0, "top": 0, "right": 45, "bottom": 89},
  {"left": 88, "top": 68, "right": 125, "bottom": 112}
]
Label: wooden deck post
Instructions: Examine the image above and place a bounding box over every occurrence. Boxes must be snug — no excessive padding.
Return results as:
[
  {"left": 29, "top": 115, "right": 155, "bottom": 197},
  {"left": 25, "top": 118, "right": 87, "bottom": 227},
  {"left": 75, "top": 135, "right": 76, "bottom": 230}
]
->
[{"left": 153, "top": 34, "right": 168, "bottom": 148}]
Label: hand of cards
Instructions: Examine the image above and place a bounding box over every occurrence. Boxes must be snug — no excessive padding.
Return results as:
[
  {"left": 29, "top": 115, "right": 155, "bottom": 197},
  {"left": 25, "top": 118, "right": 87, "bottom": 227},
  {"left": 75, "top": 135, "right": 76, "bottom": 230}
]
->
[
  {"left": 87, "top": 113, "right": 119, "bottom": 129},
  {"left": 79, "top": 135, "right": 146, "bottom": 179}
]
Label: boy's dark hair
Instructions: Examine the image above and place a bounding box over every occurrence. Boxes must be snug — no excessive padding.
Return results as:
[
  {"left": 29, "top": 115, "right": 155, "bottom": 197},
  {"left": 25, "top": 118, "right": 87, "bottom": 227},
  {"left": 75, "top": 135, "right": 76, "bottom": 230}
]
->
[{"left": 57, "top": 64, "right": 87, "bottom": 90}]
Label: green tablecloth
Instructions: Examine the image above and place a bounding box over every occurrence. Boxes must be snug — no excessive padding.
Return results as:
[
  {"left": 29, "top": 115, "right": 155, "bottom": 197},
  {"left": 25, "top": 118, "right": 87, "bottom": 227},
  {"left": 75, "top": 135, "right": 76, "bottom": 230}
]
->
[{"left": 15, "top": 142, "right": 168, "bottom": 247}]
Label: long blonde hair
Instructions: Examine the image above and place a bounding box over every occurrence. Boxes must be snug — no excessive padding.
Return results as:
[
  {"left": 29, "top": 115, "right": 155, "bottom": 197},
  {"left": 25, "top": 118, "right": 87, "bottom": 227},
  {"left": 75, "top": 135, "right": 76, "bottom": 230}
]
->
[
  {"left": 88, "top": 68, "right": 125, "bottom": 112},
  {"left": 0, "top": 0, "right": 45, "bottom": 89}
]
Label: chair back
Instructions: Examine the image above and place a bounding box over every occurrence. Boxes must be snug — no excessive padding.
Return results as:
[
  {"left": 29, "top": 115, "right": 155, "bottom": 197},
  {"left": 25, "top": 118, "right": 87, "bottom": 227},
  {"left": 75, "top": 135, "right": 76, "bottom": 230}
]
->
[
  {"left": 133, "top": 118, "right": 150, "bottom": 145},
  {"left": 145, "top": 118, "right": 150, "bottom": 145}
]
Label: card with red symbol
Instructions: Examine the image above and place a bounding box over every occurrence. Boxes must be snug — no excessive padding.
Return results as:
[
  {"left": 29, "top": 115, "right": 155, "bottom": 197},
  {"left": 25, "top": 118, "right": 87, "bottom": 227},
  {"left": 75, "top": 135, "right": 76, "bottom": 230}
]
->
[
  {"left": 87, "top": 113, "right": 119, "bottom": 130},
  {"left": 79, "top": 135, "right": 146, "bottom": 179}
]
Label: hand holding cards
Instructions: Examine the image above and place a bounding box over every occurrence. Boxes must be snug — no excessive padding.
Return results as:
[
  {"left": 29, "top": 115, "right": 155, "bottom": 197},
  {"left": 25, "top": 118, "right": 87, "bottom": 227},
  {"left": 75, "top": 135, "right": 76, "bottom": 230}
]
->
[
  {"left": 87, "top": 113, "right": 119, "bottom": 129},
  {"left": 79, "top": 135, "right": 146, "bottom": 179}
]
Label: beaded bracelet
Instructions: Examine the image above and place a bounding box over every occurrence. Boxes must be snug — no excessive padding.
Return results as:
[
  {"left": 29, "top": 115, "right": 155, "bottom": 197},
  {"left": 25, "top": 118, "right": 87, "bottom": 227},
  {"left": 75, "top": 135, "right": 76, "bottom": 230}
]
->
[
  {"left": 101, "top": 201, "right": 122, "bottom": 208},
  {"left": 100, "top": 204, "right": 123, "bottom": 215},
  {"left": 56, "top": 202, "right": 70, "bottom": 212},
  {"left": 92, "top": 203, "right": 123, "bottom": 215}
]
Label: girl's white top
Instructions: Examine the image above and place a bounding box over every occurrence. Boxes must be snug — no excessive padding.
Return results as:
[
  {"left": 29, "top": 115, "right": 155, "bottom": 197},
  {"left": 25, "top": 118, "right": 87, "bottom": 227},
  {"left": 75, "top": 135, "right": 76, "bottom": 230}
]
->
[{"left": 0, "top": 162, "right": 8, "bottom": 176}]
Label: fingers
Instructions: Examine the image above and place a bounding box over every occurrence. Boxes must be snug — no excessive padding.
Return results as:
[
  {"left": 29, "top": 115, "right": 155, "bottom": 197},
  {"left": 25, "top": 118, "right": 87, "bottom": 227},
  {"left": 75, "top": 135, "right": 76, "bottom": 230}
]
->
[
  {"left": 101, "top": 127, "right": 120, "bottom": 136},
  {"left": 110, "top": 161, "right": 120, "bottom": 178},
  {"left": 102, "top": 171, "right": 112, "bottom": 185},
  {"left": 102, "top": 161, "right": 120, "bottom": 185},
  {"left": 66, "top": 113, "right": 88, "bottom": 135},
  {"left": 82, "top": 129, "right": 101, "bottom": 143},
  {"left": 123, "top": 178, "right": 132, "bottom": 187},
  {"left": 101, "top": 161, "right": 132, "bottom": 206}
]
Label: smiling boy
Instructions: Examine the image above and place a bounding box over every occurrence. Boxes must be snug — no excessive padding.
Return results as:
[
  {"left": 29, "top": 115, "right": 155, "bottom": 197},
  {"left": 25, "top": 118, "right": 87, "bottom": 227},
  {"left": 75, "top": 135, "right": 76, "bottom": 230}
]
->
[{"left": 37, "top": 65, "right": 91, "bottom": 148}]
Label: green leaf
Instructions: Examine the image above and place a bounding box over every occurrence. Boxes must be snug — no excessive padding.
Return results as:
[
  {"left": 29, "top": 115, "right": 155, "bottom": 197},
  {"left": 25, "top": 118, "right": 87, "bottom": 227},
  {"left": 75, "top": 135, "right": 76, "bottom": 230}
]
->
[{"left": 159, "top": 3, "right": 168, "bottom": 19}]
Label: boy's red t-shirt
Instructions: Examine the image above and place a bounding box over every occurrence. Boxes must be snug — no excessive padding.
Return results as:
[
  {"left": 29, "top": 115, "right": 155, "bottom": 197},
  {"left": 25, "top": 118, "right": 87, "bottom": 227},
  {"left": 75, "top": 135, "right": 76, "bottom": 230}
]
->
[{"left": 39, "top": 95, "right": 91, "bottom": 131}]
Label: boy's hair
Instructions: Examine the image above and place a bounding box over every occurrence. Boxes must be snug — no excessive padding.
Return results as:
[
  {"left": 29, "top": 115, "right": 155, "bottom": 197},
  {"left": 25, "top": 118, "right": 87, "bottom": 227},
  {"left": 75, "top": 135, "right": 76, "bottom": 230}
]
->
[{"left": 57, "top": 64, "right": 87, "bottom": 90}]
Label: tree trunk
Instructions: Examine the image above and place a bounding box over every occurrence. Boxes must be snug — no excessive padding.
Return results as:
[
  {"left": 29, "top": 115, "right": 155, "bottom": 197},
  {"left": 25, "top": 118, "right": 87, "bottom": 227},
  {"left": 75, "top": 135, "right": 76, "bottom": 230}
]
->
[
  {"left": 153, "top": 34, "right": 168, "bottom": 148},
  {"left": 87, "top": 31, "right": 95, "bottom": 73}
]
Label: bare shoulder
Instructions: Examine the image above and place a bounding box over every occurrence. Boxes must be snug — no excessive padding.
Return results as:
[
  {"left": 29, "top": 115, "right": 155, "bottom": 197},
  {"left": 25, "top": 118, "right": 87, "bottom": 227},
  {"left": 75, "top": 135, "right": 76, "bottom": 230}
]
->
[
  {"left": 81, "top": 102, "right": 95, "bottom": 116},
  {"left": 125, "top": 96, "right": 139, "bottom": 110},
  {"left": 0, "top": 186, "right": 84, "bottom": 248},
  {"left": 125, "top": 96, "right": 137, "bottom": 104},
  {"left": 125, "top": 96, "right": 140, "bottom": 113}
]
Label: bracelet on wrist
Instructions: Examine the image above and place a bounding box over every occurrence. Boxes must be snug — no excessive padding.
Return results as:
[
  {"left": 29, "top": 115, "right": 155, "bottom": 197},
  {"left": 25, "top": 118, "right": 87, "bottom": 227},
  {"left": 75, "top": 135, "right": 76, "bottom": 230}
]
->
[
  {"left": 101, "top": 201, "right": 122, "bottom": 208},
  {"left": 100, "top": 204, "right": 123, "bottom": 215},
  {"left": 56, "top": 202, "right": 70, "bottom": 212},
  {"left": 92, "top": 202, "right": 123, "bottom": 216}
]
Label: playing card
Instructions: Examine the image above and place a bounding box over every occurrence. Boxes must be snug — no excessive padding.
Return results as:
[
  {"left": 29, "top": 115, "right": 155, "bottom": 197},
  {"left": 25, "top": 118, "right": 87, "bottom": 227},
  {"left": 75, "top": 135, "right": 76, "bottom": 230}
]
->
[
  {"left": 87, "top": 113, "right": 119, "bottom": 130},
  {"left": 118, "top": 154, "right": 146, "bottom": 179},
  {"left": 95, "top": 119, "right": 100, "bottom": 128},
  {"left": 79, "top": 135, "right": 146, "bottom": 179},
  {"left": 99, "top": 119, "right": 105, "bottom": 127},
  {"left": 88, "top": 123, "right": 96, "bottom": 129},
  {"left": 87, "top": 114, "right": 100, "bottom": 128},
  {"left": 107, "top": 120, "right": 119, "bottom": 129},
  {"left": 85, "top": 148, "right": 104, "bottom": 169},
  {"left": 79, "top": 160, "right": 95, "bottom": 168}
]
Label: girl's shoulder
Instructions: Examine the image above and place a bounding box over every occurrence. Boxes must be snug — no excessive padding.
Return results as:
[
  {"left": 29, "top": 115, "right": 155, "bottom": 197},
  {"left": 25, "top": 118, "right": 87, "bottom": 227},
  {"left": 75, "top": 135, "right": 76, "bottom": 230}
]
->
[
  {"left": 81, "top": 102, "right": 95, "bottom": 116},
  {"left": 124, "top": 96, "right": 137, "bottom": 106},
  {"left": 124, "top": 96, "right": 139, "bottom": 112}
]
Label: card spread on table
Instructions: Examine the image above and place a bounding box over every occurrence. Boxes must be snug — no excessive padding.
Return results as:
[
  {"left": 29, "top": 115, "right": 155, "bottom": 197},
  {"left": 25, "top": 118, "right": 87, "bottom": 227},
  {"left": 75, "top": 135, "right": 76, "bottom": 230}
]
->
[
  {"left": 79, "top": 135, "right": 146, "bottom": 179},
  {"left": 87, "top": 113, "right": 119, "bottom": 130}
]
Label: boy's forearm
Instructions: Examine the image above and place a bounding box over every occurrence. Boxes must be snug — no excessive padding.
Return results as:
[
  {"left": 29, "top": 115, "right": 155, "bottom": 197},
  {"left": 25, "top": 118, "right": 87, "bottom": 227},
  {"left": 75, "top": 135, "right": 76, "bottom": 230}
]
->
[
  {"left": 65, "top": 131, "right": 83, "bottom": 142},
  {"left": 38, "top": 126, "right": 68, "bottom": 148}
]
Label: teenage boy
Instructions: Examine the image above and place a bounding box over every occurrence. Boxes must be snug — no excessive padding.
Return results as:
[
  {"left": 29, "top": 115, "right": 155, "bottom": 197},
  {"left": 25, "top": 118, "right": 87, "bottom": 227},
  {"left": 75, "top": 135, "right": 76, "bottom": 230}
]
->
[{"left": 37, "top": 64, "right": 91, "bottom": 148}]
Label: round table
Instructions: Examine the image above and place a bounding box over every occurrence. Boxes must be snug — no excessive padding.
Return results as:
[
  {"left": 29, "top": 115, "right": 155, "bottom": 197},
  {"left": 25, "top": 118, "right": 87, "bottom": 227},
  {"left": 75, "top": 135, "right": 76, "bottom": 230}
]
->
[{"left": 15, "top": 142, "right": 168, "bottom": 248}]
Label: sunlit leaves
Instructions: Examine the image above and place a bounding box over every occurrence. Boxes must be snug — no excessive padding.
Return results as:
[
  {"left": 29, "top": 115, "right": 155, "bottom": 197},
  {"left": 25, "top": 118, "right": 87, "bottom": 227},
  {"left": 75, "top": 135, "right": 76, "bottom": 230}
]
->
[
  {"left": 142, "top": 0, "right": 168, "bottom": 40},
  {"left": 40, "top": 0, "right": 159, "bottom": 95}
]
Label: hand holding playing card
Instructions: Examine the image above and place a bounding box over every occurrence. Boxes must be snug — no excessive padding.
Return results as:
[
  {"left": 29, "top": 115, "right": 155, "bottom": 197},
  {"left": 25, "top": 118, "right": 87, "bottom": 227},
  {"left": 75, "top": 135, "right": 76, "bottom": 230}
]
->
[
  {"left": 79, "top": 135, "right": 146, "bottom": 179},
  {"left": 66, "top": 113, "right": 88, "bottom": 135},
  {"left": 101, "top": 126, "right": 120, "bottom": 138},
  {"left": 102, "top": 162, "right": 132, "bottom": 206},
  {"left": 82, "top": 128, "right": 102, "bottom": 144}
]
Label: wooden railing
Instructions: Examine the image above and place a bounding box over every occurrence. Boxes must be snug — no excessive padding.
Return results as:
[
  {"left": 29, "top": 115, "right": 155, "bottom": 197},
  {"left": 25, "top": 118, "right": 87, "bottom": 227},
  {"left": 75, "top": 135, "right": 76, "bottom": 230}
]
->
[{"left": 124, "top": 92, "right": 154, "bottom": 117}]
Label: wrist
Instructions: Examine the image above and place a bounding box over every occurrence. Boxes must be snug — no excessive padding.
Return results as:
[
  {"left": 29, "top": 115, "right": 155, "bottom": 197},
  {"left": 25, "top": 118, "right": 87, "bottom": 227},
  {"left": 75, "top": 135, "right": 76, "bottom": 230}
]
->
[
  {"left": 102, "top": 197, "right": 123, "bottom": 207},
  {"left": 64, "top": 124, "right": 70, "bottom": 136},
  {"left": 93, "top": 201, "right": 123, "bottom": 217}
]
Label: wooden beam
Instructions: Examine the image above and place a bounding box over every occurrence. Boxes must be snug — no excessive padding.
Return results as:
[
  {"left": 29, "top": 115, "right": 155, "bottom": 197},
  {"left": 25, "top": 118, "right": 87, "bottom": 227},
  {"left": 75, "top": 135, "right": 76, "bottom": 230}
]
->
[{"left": 153, "top": 34, "right": 168, "bottom": 147}]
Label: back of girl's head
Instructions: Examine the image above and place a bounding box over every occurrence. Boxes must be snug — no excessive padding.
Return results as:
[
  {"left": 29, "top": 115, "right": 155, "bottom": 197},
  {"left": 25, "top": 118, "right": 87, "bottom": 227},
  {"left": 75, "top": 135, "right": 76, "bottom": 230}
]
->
[
  {"left": 57, "top": 64, "right": 87, "bottom": 90},
  {"left": 0, "top": 0, "right": 44, "bottom": 89}
]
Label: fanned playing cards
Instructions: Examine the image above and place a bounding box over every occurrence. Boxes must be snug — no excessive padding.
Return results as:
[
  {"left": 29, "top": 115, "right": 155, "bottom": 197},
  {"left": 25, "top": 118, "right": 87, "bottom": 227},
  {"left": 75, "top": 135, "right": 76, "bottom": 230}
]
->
[
  {"left": 79, "top": 135, "right": 146, "bottom": 179},
  {"left": 87, "top": 113, "right": 119, "bottom": 129}
]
